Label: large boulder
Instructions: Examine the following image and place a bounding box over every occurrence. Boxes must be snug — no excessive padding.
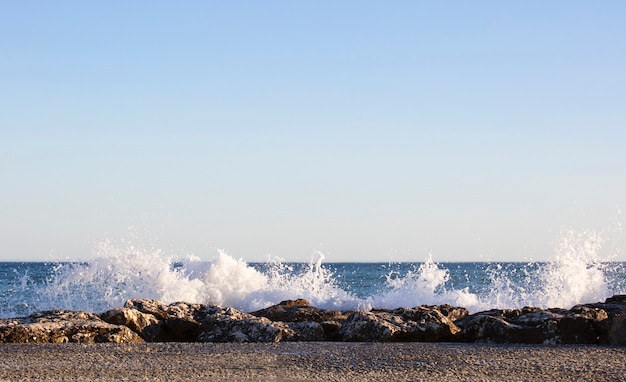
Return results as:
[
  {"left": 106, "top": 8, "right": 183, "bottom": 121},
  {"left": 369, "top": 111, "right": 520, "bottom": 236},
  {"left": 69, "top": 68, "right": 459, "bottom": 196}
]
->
[
  {"left": 250, "top": 299, "right": 348, "bottom": 341},
  {"left": 0, "top": 310, "right": 143, "bottom": 343},
  {"left": 100, "top": 307, "right": 162, "bottom": 342},
  {"left": 579, "top": 295, "right": 626, "bottom": 345},
  {"left": 338, "top": 305, "right": 465, "bottom": 342},
  {"left": 110, "top": 299, "right": 208, "bottom": 342},
  {"left": 251, "top": 299, "right": 348, "bottom": 323},
  {"left": 197, "top": 306, "right": 297, "bottom": 343},
  {"left": 456, "top": 307, "right": 561, "bottom": 344}
]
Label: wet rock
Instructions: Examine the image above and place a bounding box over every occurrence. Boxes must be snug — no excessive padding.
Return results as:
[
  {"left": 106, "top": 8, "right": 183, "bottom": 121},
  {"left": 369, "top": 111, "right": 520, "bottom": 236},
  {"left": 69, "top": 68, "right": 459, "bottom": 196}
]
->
[
  {"left": 580, "top": 295, "right": 626, "bottom": 345},
  {"left": 456, "top": 302, "right": 621, "bottom": 345},
  {"left": 320, "top": 320, "right": 344, "bottom": 341},
  {"left": 456, "top": 308, "right": 560, "bottom": 344},
  {"left": 338, "top": 305, "right": 463, "bottom": 342},
  {"left": 198, "top": 306, "right": 297, "bottom": 343},
  {"left": 100, "top": 307, "right": 162, "bottom": 341},
  {"left": 604, "top": 313, "right": 626, "bottom": 345},
  {"left": 558, "top": 305, "right": 607, "bottom": 344},
  {"left": 120, "top": 299, "right": 208, "bottom": 342},
  {"left": 121, "top": 299, "right": 301, "bottom": 343},
  {"left": 338, "top": 311, "right": 400, "bottom": 341},
  {"left": 287, "top": 321, "right": 327, "bottom": 341},
  {"left": 0, "top": 310, "right": 143, "bottom": 343},
  {"left": 437, "top": 304, "right": 470, "bottom": 322},
  {"left": 4, "top": 295, "right": 626, "bottom": 345},
  {"left": 251, "top": 299, "right": 349, "bottom": 323}
]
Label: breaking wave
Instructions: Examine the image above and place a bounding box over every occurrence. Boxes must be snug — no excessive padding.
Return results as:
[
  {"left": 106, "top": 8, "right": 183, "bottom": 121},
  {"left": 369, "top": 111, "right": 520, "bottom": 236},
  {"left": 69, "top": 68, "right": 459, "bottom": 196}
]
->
[{"left": 2, "top": 229, "right": 625, "bottom": 317}]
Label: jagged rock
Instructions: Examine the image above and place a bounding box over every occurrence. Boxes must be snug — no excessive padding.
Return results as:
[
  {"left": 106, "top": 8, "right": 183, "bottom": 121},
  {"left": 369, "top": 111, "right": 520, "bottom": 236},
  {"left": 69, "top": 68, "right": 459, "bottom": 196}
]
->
[
  {"left": 287, "top": 321, "right": 327, "bottom": 341},
  {"left": 558, "top": 305, "right": 607, "bottom": 344},
  {"left": 605, "top": 313, "right": 626, "bottom": 345},
  {"left": 100, "top": 307, "right": 162, "bottom": 341},
  {"left": 437, "top": 304, "right": 470, "bottom": 322},
  {"left": 119, "top": 299, "right": 302, "bottom": 343},
  {"left": 338, "top": 305, "right": 463, "bottom": 342},
  {"left": 579, "top": 295, "right": 626, "bottom": 345},
  {"left": 320, "top": 320, "right": 344, "bottom": 341},
  {"left": 338, "top": 311, "right": 400, "bottom": 341},
  {"left": 119, "top": 299, "right": 207, "bottom": 342},
  {"left": 198, "top": 307, "right": 297, "bottom": 343},
  {"left": 251, "top": 299, "right": 349, "bottom": 323},
  {"left": 0, "top": 310, "right": 143, "bottom": 343},
  {"left": 4, "top": 296, "right": 626, "bottom": 345},
  {"left": 456, "top": 304, "right": 617, "bottom": 345},
  {"left": 456, "top": 308, "right": 561, "bottom": 344}
]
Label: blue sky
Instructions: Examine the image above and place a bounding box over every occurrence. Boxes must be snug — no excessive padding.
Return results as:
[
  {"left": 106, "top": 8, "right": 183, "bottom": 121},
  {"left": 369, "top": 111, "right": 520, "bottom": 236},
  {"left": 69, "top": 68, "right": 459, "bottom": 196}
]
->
[{"left": 1, "top": 1, "right": 625, "bottom": 262}]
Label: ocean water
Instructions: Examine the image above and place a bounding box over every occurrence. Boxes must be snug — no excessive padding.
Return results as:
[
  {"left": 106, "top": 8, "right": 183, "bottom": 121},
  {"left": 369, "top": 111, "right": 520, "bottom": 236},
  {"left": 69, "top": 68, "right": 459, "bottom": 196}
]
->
[{"left": 1, "top": 231, "right": 625, "bottom": 318}]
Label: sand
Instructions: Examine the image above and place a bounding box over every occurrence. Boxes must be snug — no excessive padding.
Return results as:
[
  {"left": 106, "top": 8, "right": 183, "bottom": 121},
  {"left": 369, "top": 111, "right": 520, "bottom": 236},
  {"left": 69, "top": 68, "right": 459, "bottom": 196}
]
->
[{"left": 0, "top": 342, "right": 624, "bottom": 381}]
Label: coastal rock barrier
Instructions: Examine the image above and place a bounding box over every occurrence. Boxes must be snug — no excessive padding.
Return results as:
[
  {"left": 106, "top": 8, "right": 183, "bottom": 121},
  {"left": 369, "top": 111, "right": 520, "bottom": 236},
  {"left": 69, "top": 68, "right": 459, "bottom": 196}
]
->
[{"left": 1, "top": 295, "right": 625, "bottom": 345}]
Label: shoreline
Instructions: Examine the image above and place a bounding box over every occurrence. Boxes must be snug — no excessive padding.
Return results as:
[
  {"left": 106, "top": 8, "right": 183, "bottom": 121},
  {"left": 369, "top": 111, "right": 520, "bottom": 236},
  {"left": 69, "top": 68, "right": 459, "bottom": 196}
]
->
[{"left": 1, "top": 342, "right": 624, "bottom": 381}]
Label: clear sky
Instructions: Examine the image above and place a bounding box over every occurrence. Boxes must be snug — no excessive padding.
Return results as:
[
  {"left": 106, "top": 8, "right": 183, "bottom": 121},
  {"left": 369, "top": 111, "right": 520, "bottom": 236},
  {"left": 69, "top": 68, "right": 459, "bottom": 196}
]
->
[{"left": 1, "top": 1, "right": 625, "bottom": 262}]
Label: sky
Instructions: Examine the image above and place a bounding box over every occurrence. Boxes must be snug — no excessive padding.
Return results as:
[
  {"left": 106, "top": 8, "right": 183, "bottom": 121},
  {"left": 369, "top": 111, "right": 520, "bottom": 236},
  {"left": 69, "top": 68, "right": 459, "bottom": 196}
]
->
[{"left": 1, "top": 1, "right": 625, "bottom": 262}]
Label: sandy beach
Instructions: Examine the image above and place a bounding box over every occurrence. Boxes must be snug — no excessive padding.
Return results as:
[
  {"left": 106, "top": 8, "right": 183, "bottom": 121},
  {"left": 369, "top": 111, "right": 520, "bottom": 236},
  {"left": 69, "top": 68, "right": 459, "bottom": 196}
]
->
[{"left": 0, "top": 342, "right": 624, "bottom": 381}]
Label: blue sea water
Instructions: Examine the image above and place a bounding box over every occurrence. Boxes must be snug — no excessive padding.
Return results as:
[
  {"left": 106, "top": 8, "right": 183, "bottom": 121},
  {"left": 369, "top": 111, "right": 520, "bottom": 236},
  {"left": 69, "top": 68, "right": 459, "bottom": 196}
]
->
[{"left": 1, "top": 245, "right": 625, "bottom": 318}]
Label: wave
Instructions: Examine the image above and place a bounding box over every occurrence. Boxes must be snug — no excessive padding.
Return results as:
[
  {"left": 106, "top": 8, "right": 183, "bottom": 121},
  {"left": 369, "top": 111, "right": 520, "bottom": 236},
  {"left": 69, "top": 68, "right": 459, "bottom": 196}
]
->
[{"left": 2, "top": 230, "right": 625, "bottom": 317}]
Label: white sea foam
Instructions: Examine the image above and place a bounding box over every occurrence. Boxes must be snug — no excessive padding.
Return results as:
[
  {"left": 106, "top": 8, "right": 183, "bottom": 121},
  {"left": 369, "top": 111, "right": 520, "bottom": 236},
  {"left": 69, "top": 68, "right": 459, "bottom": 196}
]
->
[
  {"left": 4, "top": 229, "right": 623, "bottom": 316},
  {"left": 370, "top": 229, "right": 620, "bottom": 312},
  {"left": 370, "top": 255, "right": 480, "bottom": 310},
  {"left": 30, "top": 241, "right": 360, "bottom": 313}
]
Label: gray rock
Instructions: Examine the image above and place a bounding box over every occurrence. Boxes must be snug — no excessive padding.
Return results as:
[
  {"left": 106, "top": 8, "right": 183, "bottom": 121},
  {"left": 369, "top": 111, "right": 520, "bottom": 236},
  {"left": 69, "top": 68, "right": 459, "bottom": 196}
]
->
[
  {"left": 251, "top": 299, "right": 349, "bottom": 323},
  {"left": 455, "top": 298, "right": 626, "bottom": 345},
  {"left": 338, "top": 305, "right": 463, "bottom": 342},
  {"left": 0, "top": 310, "right": 143, "bottom": 343},
  {"left": 100, "top": 307, "right": 162, "bottom": 341},
  {"left": 456, "top": 308, "right": 560, "bottom": 344},
  {"left": 198, "top": 307, "right": 297, "bottom": 343}
]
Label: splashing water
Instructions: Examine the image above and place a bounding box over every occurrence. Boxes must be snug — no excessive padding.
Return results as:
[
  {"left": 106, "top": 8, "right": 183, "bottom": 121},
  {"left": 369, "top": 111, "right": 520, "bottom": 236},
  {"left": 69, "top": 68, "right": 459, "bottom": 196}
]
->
[
  {"left": 18, "top": 241, "right": 360, "bottom": 314},
  {"left": 371, "top": 255, "right": 480, "bottom": 310},
  {"left": 2, "top": 229, "right": 624, "bottom": 317},
  {"left": 534, "top": 229, "right": 609, "bottom": 308}
]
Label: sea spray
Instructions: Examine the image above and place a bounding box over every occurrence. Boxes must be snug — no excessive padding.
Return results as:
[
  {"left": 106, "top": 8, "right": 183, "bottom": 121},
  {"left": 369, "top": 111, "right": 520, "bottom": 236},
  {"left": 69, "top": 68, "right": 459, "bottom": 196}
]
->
[
  {"left": 1, "top": 229, "right": 624, "bottom": 317},
  {"left": 35, "top": 240, "right": 206, "bottom": 313},
  {"left": 535, "top": 229, "right": 608, "bottom": 308},
  {"left": 373, "top": 230, "right": 622, "bottom": 312},
  {"left": 13, "top": 242, "right": 361, "bottom": 314},
  {"left": 371, "top": 255, "right": 480, "bottom": 310}
]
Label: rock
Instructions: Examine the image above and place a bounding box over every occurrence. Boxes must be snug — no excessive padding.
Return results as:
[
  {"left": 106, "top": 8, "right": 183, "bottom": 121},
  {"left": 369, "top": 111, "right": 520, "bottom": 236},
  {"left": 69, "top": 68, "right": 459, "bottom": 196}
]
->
[
  {"left": 320, "top": 320, "right": 344, "bottom": 341},
  {"left": 251, "top": 299, "right": 348, "bottom": 323},
  {"left": 278, "top": 299, "right": 311, "bottom": 307},
  {"left": 338, "top": 311, "right": 400, "bottom": 341},
  {"left": 4, "top": 296, "right": 626, "bottom": 345},
  {"left": 121, "top": 299, "right": 301, "bottom": 343},
  {"left": 604, "top": 313, "right": 626, "bottom": 345},
  {"left": 287, "top": 321, "right": 327, "bottom": 341},
  {"left": 558, "top": 305, "right": 607, "bottom": 344},
  {"left": 580, "top": 295, "right": 626, "bottom": 345},
  {"left": 0, "top": 310, "right": 143, "bottom": 343},
  {"left": 456, "top": 304, "right": 615, "bottom": 345},
  {"left": 437, "top": 304, "right": 470, "bottom": 322},
  {"left": 100, "top": 307, "right": 162, "bottom": 342},
  {"left": 120, "top": 299, "right": 207, "bottom": 342},
  {"left": 456, "top": 308, "right": 560, "bottom": 344},
  {"left": 198, "top": 307, "right": 297, "bottom": 343},
  {"left": 338, "top": 305, "right": 463, "bottom": 342}
]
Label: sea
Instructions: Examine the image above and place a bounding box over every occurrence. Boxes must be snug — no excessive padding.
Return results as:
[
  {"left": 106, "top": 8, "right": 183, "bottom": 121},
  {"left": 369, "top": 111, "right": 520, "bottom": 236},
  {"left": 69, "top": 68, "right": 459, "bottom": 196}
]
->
[{"left": 1, "top": 231, "right": 625, "bottom": 319}]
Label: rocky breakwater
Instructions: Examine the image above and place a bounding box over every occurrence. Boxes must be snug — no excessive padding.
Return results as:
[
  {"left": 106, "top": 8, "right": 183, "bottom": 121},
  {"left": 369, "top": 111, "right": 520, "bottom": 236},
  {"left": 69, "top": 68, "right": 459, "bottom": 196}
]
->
[{"left": 1, "top": 295, "right": 625, "bottom": 344}]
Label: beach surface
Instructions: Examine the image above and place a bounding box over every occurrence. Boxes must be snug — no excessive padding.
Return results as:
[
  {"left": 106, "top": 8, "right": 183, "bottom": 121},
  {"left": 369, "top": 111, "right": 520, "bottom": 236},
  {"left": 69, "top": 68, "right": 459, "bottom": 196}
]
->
[{"left": 0, "top": 342, "right": 624, "bottom": 381}]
